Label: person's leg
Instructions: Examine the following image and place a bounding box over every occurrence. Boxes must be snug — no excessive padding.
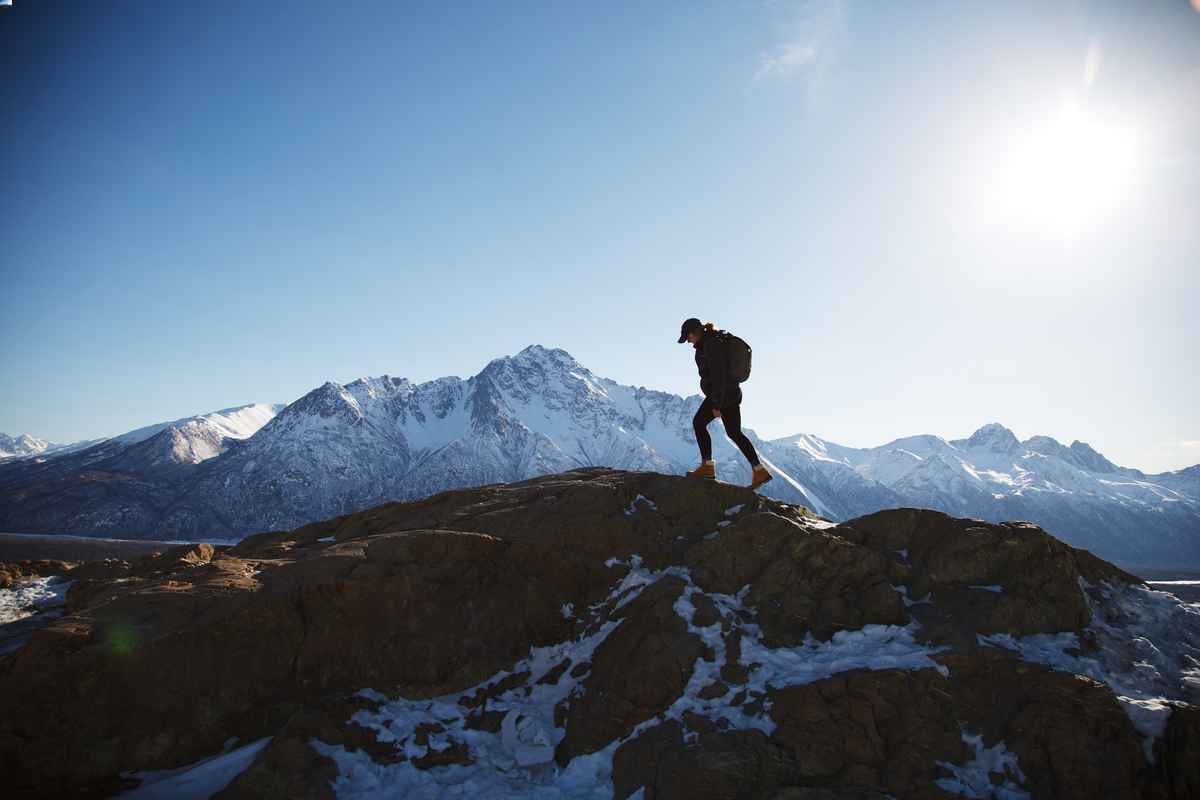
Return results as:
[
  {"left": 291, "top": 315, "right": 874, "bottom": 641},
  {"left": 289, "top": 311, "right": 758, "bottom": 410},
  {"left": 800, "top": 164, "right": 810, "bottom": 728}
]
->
[
  {"left": 692, "top": 397, "right": 715, "bottom": 462},
  {"left": 720, "top": 402, "right": 761, "bottom": 466}
]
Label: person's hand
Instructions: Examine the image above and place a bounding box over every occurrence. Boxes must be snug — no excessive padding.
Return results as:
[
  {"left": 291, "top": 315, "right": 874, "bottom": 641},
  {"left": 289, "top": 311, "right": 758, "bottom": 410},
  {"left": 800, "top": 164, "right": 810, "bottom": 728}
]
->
[{"left": 713, "top": 408, "right": 722, "bottom": 418}]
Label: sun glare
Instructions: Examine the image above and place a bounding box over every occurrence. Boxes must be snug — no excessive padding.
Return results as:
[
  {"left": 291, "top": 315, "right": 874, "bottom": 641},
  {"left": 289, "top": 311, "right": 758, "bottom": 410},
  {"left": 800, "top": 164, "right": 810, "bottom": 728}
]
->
[{"left": 975, "top": 96, "right": 1142, "bottom": 236}]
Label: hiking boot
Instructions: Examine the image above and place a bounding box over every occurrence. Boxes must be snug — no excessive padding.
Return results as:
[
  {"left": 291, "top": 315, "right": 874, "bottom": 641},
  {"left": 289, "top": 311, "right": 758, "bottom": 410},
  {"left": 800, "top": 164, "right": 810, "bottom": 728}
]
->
[
  {"left": 686, "top": 461, "right": 716, "bottom": 480},
  {"left": 749, "top": 464, "right": 773, "bottom": 490}
]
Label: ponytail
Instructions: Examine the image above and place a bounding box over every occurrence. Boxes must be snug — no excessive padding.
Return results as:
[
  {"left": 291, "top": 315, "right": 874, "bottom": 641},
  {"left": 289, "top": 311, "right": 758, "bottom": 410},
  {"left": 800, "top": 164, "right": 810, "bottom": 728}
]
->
[{"left": 702, "top": 321, "right": 716, "bottom": 332}]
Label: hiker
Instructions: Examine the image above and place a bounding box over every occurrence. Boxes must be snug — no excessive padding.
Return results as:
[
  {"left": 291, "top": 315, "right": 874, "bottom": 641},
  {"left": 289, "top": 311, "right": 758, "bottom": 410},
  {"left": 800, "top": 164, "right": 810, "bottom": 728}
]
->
[{"left": 678, "top": 317, "right": 773, "bottom": 490}]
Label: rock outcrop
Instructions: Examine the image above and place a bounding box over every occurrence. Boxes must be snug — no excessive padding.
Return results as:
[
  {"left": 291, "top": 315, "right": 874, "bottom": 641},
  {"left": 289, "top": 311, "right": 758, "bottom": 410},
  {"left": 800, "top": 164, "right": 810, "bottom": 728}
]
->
[
  {"left": 0, "top": 558, "right": 76, "bottom": 589},
  {"left": 0, "top": 467, "right": 1196, "bottom": 798}
]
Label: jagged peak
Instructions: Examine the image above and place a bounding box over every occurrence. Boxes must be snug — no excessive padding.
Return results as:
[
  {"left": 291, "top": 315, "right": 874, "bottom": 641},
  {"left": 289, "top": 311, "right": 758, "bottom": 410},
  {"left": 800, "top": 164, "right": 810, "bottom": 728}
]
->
[
  {"left": 478, "top": 345, "right": 592, "bottom": 381},
  {"left": 960, "top": 422, "right": 1021, "bottom": 452},
  {"left": 1025, "top": 434, "right": 1063, "bottom": 446},
  {"left": 510, "top": 344, "right": 585, "bottom": 369},
  {"left": 1068, "top": 440, "right": 1119, "bottom": 473},
  {"left": 345, "top": 374, "right": 411, "bottom": 388}
]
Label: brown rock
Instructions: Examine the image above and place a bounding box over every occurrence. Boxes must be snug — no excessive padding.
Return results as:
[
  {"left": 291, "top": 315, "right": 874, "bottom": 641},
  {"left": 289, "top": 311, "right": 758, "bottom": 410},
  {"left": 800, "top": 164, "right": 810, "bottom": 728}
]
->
[
  {"left": 691, "top": 593, "right": 721, "bottom": 627},
  {"left": 0, "top": 468, "right": 1189, "bottom": 799},
  {"left": 1155, "top": 702, "right": 1200, "bottom": 797},
  {"left": 687, "top": 512, "right": 908, "bottom": 645},
  {"left": 464, "top": 708, "right": 506, "bottom": 733},
  {"left": 0, "top": 558, "right": 76, "bottom": 588},
  {"left": 837, "top": 508, "right": 1139, "bottom": 645},
  {"left": 0, "top": 527, "right": 579, "bottom": 796},
  {"left": 768, "top": 648, "right": 1168, "bottom": 800},
  {"left": 216, "top": 693, "right": 396, "bottom": 799},
  {"left": 555, "top": 576, "right": 703, "bottom": 765},
  {"left": 614, "top": 723, "right": 804, "bottom": 800}
]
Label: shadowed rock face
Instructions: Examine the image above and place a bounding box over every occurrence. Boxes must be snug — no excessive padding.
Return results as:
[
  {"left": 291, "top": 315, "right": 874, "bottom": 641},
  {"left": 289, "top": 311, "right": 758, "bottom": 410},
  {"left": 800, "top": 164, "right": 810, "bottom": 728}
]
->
[{"left": 0, "top": 467, "right": 1196, "bottom": 799}]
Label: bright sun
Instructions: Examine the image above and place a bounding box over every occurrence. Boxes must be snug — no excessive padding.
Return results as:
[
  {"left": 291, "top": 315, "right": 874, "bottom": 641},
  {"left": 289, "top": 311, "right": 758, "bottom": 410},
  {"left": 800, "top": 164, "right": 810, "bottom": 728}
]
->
[{"left": 976, "top": 96, "right": 1142, "bottom": 235}]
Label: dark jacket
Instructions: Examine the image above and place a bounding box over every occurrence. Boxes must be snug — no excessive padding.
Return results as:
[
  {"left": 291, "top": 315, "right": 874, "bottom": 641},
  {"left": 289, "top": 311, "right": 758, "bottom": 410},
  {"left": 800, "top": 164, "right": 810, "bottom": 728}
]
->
[{"left": 693, "top": 329, "right": 738, "bottom": 407}]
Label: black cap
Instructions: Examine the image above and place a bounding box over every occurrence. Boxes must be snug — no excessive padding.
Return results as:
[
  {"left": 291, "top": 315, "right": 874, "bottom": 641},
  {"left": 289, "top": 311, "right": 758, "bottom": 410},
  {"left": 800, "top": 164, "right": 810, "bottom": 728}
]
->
[{"left": 677, "top": 317, "right": 702, "bottom": 343}]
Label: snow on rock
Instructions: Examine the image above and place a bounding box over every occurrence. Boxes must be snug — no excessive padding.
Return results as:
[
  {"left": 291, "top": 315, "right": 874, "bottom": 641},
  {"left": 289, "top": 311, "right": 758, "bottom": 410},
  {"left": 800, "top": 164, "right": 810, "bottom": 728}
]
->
[
  {"left": 934, "top": 726, "right": 1030, "bottom": 800},
  {"left": 622, "top": 494, "right": 657, "bottom": 516},
  {"left": 978, "top": 576, "right": 1200, "bottom": 762},
  {"left": 0, "top": 575, "right": 72, "bottom": 626},
  {"left": 307, "top": 551, "right": 954, "bottom": 798},
  {"left": 114, "top": 737, "right": 272, "bottom": 799},
  {"left": 4, "top": 468, "right": 1197, "bottom": 798},
  {"left": 0, "top": 575, "right": 74, "bottom": 656}
]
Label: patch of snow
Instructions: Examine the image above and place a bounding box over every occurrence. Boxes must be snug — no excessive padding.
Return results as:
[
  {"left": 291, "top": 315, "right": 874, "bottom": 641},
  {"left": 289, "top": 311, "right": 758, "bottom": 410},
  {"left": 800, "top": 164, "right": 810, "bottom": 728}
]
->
[
  {"left": 115, "top": 736, "right": 272, "bottom": 798},
  {"left": 310, "top": 553, "right": 951, "bottom": 798},
  {"left": 934, "top": 726, "right": 1030, "bottom": 799},
  {"left": 318, "top": 536, "right": 335, "bottom": 543},
  {"left": 723, "top": 504, "right": 745, "bottom": 517},
  {"left": 0, "top": 574, "right": 72, "bottom": 626},
  {"left": 622, "top": 494, "right": 657, "bottom": 516},
  {"left": 0, "top": 575, "right": 75, "bottom": 656},
  {"left": 977, "top": 576, "right": 1200, "bottom": 762},
  {"left": 969, "top": 585, "right": 1003, "bottom": 593}
]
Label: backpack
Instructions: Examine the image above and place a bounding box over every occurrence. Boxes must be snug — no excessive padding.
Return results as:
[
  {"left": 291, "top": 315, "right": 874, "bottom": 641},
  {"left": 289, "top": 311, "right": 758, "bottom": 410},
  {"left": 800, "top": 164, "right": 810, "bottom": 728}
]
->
[{"left": 721, "top": 331, "right": 753, "bottom": 383}]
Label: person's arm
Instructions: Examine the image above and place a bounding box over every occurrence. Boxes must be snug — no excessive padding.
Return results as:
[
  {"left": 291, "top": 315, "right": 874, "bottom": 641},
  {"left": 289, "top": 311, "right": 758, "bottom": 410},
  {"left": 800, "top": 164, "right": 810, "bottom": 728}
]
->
[{"left": 710, "top": 335, "right": 729, "bottom": 409}]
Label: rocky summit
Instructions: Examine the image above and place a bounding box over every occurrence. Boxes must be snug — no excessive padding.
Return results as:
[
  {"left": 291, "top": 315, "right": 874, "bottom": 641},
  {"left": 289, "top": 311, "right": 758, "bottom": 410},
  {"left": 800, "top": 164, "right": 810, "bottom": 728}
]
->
[{"left": 1, "top": 467, "right": 1198, "bottom": 799}]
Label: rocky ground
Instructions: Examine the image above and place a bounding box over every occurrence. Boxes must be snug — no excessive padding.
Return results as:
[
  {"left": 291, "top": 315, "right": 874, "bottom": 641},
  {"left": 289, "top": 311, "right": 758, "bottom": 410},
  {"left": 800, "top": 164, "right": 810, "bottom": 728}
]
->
[{"left": 0, "top": 467, "right": 1197, "bottom": 799}]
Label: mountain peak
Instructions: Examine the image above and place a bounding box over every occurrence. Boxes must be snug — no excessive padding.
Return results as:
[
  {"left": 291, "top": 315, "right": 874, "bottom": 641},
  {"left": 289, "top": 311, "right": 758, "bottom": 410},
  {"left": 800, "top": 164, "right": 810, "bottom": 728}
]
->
[
  {"left": 513, "top": 344, "right": 581, "bottom": 366},
  {"left": 479, "top": 345, "right": 589, "bottom": 378},
  {"left": 1068, "top": 440, "right": 1118, "bottom": 473},
  {"left": 962, "top": 422, "right": 1021, "bottom": 452},
  {"left": 281, "top": 381, "right": 363, "bottom": 421}
]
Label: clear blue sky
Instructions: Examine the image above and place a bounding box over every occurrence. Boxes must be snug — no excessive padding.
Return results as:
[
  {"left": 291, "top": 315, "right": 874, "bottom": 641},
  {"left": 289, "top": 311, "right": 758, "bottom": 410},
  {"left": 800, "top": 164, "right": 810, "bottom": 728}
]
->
[{"left": 2, "top": 0, "right": 1197, "bottom": 472}]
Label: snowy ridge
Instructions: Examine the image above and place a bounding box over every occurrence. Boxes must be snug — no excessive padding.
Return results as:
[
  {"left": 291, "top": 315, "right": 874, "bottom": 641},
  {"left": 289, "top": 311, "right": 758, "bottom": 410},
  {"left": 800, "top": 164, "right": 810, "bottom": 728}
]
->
[
  {"left": 110, "top": 402, "right": 285, "bottom": 448},
  {"left": 0, "top": 432, "right": 105, "bottom": 462},
  {"left": 764, "top": 421, "right": 1200, "bottom": 566},
  {"left": 0, "top": 348, "right": 1197, "bottom": 568}
]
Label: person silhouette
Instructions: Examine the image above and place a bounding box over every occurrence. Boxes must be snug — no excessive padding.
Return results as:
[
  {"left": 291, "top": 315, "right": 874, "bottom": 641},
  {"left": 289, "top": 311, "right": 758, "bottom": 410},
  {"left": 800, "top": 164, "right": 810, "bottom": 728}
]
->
[{"left": 678, "top": 317, "right": 772, "bottom": 489}]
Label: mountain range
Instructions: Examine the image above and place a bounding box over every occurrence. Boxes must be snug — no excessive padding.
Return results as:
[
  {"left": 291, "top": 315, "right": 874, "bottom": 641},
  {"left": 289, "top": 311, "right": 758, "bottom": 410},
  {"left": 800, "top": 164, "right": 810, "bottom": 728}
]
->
[{"left": 1, "top": 344, "right": 1197, "bottom": 567}]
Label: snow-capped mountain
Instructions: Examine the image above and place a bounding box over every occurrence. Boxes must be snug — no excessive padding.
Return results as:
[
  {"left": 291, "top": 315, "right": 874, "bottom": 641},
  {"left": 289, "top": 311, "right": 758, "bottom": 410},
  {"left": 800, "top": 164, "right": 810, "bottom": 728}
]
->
[
  {"left": 107, "top": 402, "right": 285, "bottom": 451},
  {"left": 0, "top": 433, "right": 104, "bottom": 462},
  {"left": 762, "top": 421, "right": 1200, "bottom": 568},
  {"left": 0, "top": 346, "right": 1196, "bottom": 568},
  {"left": 0, "top": 404, "right": 282, "bottom": 467}
]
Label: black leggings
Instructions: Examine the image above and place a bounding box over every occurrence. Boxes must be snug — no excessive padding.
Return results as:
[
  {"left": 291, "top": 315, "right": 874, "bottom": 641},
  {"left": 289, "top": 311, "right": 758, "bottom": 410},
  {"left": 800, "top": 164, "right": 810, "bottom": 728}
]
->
[{"left": 693, "top": 394, "right": 760, "bottom": 466}]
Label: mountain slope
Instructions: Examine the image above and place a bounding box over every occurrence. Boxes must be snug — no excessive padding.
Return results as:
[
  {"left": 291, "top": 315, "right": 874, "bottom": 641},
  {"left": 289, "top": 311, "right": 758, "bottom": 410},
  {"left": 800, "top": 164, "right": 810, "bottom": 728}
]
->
[{"left": 0, "top": 403, "right": 285, "bottom": 536}]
